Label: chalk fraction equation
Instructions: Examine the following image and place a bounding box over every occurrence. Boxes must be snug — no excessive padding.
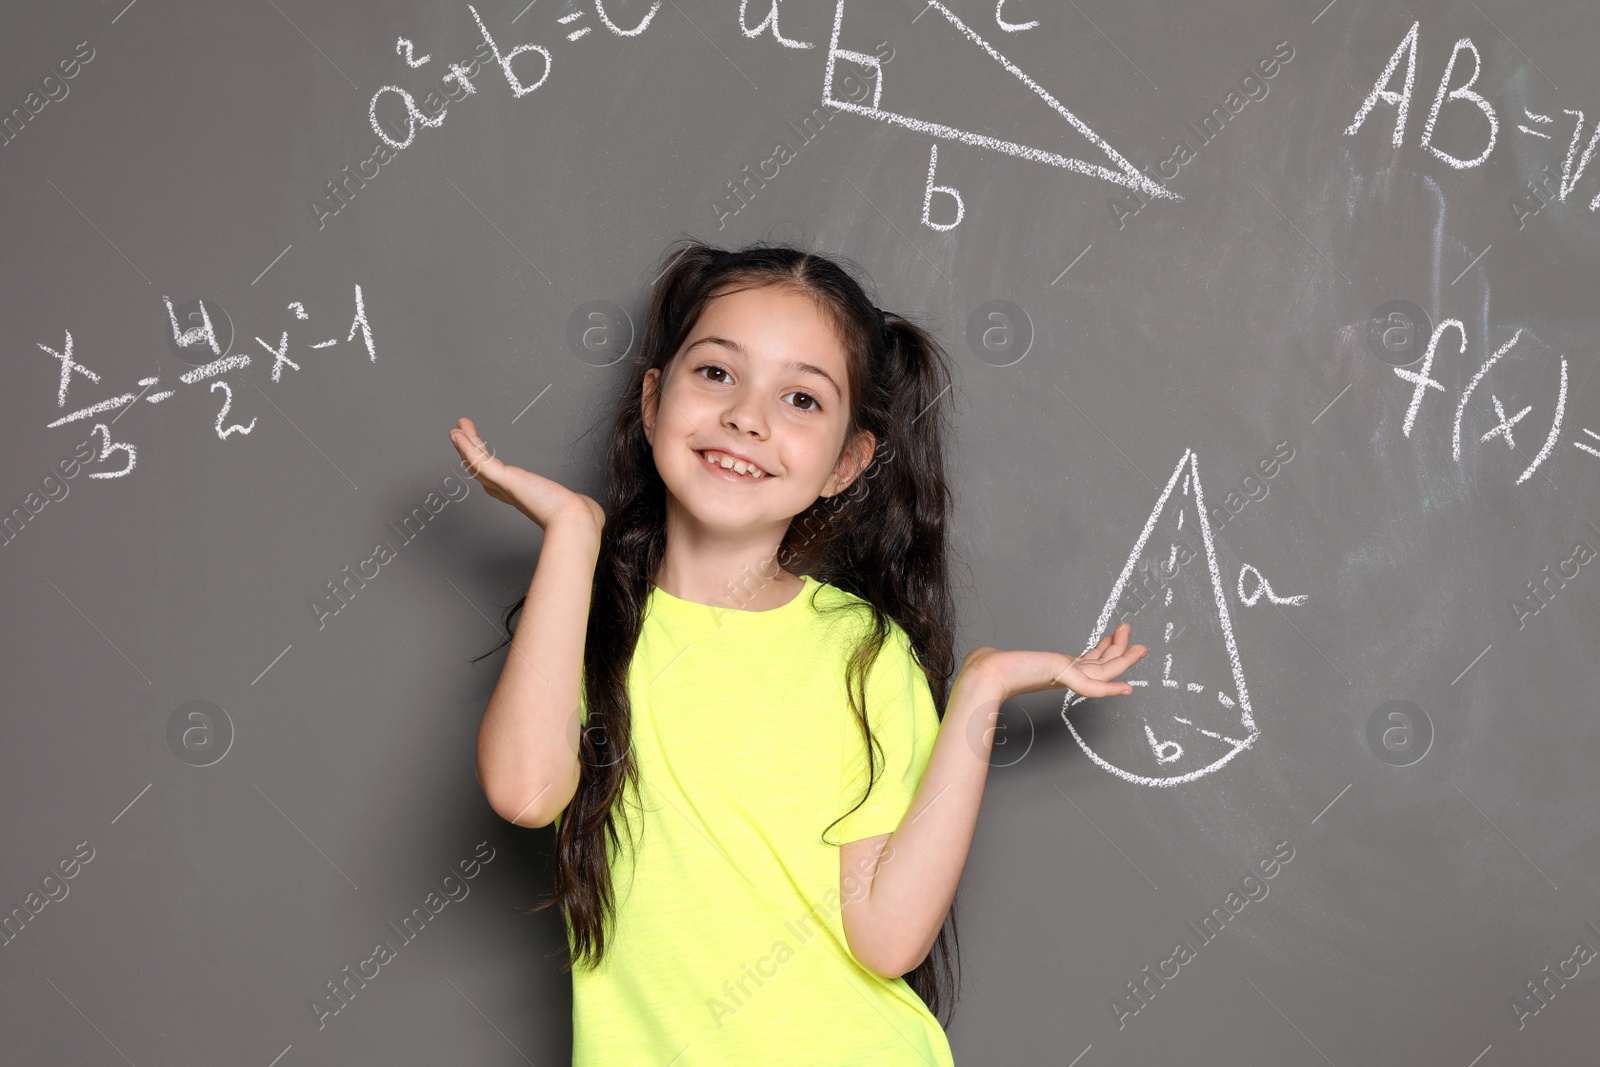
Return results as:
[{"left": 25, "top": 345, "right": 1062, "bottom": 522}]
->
[{"left": 35, "top": 286, "right": 376, "bottom": 478}]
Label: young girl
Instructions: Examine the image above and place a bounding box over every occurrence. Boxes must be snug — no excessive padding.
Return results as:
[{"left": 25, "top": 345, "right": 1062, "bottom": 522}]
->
[{"left": 449, "top": 240, "right": 1145, "bottom": 1065}]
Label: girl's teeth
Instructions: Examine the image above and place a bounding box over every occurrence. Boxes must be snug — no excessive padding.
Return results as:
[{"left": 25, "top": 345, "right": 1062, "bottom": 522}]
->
[{"left": 703, "top": 451, "right": 764, "bottom": 478}]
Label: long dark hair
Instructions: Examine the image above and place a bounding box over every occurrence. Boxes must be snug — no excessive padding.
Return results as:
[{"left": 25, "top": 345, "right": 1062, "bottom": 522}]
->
[{"left": 474, "top": 237, "right": 962, "bottom": 1025}]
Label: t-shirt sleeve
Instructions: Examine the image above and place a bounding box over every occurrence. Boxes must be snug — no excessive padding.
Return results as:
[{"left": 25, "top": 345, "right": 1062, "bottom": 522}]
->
[{"left": 835, "top": 623, "right": 942, "bottom": 845}]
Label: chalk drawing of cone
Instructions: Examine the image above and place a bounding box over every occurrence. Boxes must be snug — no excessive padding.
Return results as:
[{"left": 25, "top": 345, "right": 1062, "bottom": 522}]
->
[{"left": 1061, "top": 449, "right": 1260, "bottom": 787}]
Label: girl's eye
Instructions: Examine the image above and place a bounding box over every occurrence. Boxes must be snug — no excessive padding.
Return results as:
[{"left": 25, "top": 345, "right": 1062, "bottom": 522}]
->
[
  {"left": 786, "top": 391, "right": 821, "bottom": 413},
  {"left": 695, "top": 364, "right": 822, "bottom": 413}
]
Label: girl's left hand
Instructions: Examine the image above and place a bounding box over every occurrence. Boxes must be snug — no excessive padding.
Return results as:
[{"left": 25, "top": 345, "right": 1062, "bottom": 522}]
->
[{"left": 958, "top": 623, "right": 1148, "bottom": 703}]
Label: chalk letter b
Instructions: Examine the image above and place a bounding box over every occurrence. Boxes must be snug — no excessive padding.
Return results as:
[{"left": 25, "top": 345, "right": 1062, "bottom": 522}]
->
[
  {"left": 922, "top": 145, "right": 965, "bottom": 231},
  {"left": 469, "top": 5, "right": 552, "bottom": 98}
]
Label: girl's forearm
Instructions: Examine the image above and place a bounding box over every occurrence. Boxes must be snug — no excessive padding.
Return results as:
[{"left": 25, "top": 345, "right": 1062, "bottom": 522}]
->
[
  {"left": 475, "top": 517, "right": 602, "bottom": 827},
  {"left": 860, "top": 670, "right": 1006, "bottom": 975}
]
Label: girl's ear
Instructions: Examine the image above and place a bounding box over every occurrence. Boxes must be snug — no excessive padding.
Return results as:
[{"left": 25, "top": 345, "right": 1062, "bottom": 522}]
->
[
  {"left": 824, "top": 430, "right": 877, "bottom": 498},
  {"left": 641, "top": 367, "right": 660, "bottom": 442}
]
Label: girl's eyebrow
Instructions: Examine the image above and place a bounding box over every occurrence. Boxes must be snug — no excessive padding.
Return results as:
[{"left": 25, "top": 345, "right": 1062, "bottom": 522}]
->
[{"left": 686, "top": 335, "right": 842, "bottom": 400}]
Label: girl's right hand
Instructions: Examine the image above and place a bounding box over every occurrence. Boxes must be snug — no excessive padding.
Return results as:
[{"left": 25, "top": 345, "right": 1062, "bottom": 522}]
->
[{"left": 448, "top": 417, "right": 606, "bottom": 535}]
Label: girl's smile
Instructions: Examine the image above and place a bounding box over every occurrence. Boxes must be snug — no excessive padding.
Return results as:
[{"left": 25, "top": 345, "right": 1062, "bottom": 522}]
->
[{"left": 695, "top": 446, "right": 773, "bottom": 480}]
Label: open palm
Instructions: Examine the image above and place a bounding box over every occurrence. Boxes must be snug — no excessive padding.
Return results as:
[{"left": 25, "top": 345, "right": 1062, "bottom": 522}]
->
[
  {"left": 960, "top": 623, "right": 1148, "bottom": 702},
  {"left": 447, "top": 416, "right": 605, "bottom": 533}
]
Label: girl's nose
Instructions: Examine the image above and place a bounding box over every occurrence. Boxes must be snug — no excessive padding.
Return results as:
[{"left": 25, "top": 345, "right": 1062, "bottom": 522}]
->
[{"left": 721, "top": 392, "right": 769, "bottom": 437}]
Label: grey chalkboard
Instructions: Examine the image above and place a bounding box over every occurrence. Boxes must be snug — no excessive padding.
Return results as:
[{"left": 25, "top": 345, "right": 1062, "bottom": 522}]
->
[{"left": 3, "top": 1, "right": 1597, "bottom": 1063}]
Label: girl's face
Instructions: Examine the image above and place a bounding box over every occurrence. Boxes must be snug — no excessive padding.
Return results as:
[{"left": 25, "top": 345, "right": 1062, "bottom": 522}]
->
[{"left": 641, "top": 284, "right": 874, "bottom": 538}]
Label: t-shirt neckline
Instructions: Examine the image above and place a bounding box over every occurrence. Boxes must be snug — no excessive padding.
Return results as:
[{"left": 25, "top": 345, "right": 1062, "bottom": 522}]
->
[{"left": 648, "top": 573, "right": 816, "bottom": 628}]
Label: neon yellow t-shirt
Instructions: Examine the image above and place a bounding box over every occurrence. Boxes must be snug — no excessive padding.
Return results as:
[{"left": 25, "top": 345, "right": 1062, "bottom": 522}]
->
[{"left": 555, "top": 572, "right": 955, "bottom": 1066}]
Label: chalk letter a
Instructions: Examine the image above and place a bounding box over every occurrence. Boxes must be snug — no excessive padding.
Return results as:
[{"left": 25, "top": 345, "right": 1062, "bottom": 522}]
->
[{"left": 1345, "top": 21, "right": 1419, "bottom": 146}]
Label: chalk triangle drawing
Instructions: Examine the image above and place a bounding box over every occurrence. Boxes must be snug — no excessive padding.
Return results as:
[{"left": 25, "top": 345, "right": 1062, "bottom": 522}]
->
[
  {"left": 1060, "top": 450, "right": 1259, "bottom": 786},
  {"left": 821, "top": 0, "right": 1176, "bottom": 202}
]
